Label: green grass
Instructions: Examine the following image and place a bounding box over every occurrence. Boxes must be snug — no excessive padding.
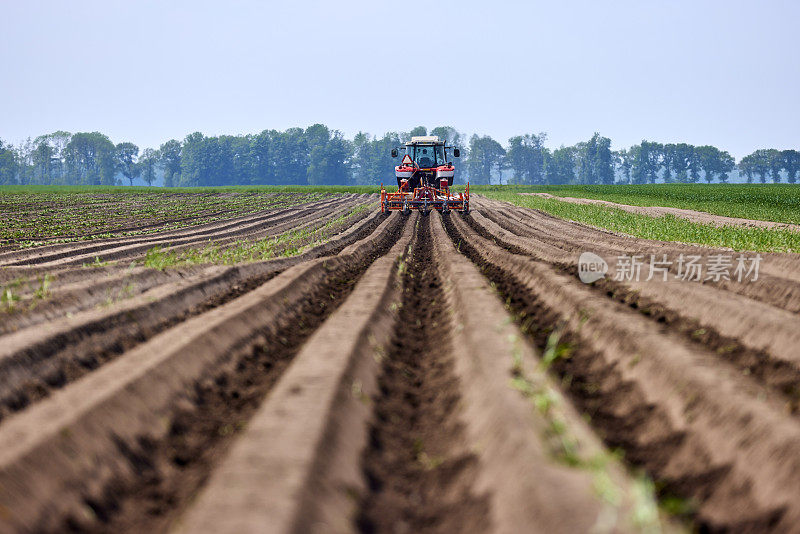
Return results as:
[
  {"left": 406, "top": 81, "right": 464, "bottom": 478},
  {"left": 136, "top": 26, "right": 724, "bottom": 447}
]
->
[
  {"left": 482, "top": 190, "right": 800, "bottom": 253},
  {"left": 470, "top": 184, "right": 800, "bottom": 225}
]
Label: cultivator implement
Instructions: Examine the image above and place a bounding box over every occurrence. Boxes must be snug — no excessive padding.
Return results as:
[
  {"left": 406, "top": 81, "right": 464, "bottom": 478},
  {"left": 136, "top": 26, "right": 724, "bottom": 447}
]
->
[{"left": 380, "top": 182, "right": 469, "bottom": 213}]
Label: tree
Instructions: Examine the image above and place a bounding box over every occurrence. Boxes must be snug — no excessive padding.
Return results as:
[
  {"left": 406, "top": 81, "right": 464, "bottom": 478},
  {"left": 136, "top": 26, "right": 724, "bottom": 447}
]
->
[
  {"left": 13, "top": 138, "right": 35, "bottom": 185},
  {"left": 739, "top": 149, "right": 773, "bottom": 183},
  {"left": 575, "top": 133, "right": 613, "bottom": 184},
  {"left": 661, "top": 143, "right": 697, "bottom": 183},
  {"left": 178, "top": 132, "right": 207, "bottom": 186},
  {"left": 304, "top": 124, "right": 330, "bottom": 147},
  {"left": 782, "top": 149, "right": 800, "bottom": 184},
  {"left": 307, "top": 131, "right": 352, "bottom": 185},
  {"left": 404, "top": 126, "right": 427, "bottom": 141},
  {"left": 350, "top": 131, "right": 371, "bottom": 185},
  {"left": 31, "top": 139, "right": 54, "bottom": 185},
  {"left": 660, "top": 144, "right": 675, "bottom": 183},
  {"left": 115, "top": 142, "right": 140, "bottom": 186},
  {"left": 506, "top": 133, "right": 548, "bottom": 184},
  {"left": 695, "top": 145, "right": 734, "bottom": 183},
  {"left": 182, "top": 134, "right": 249, "bottom": 187},
  {"left": 430, "top": 126, "right": 463, "bottom": 148},
  {"left": 738, "top": 155, "right": 755, "bottom": 183},
  {"left": 227, "top": 135, "right": 252, "bottom": 185},
  {"left": 159, "top": 139, "right": 182, "bottom": 187},
  {"left": 629, "top": 141, "right": 662, "bottom": 184},
  {"left": 614, "top": 149, "right": 632, "bottom": 183},
  {"left": 465, "top": 135, "right": 506, "bottom": 184},
  {"left": 351, "top": 131, "right": 401, "bottom": 186},
  {"left": 766, "top": 149, "right": 783, "bottom": 182},
  {"left": 31, "top": 131, "right": 71, "bottom": 184},
  {"left": 64, "top": 132, "right": 117, "bottom": 185},
  {"left": 545, "top": 146, "right": 576, "bottom": 184},
  {"left": 249, "top": 130, "right": 275, "bottom": 184},
  {"left": 0, "top": 140, "right": 18, "bottom": 185},
  {"left": 271, "top": 128, "right": 309, "bottom": 185},
  {"left": 139, "top": 148, "right": 159, "bottom": 186}
]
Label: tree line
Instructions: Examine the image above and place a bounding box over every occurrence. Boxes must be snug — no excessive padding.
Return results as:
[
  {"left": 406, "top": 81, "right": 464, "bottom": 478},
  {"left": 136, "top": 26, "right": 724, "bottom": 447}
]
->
[{"left": 1, "top": 126, "right": 798, "bottom": 186}]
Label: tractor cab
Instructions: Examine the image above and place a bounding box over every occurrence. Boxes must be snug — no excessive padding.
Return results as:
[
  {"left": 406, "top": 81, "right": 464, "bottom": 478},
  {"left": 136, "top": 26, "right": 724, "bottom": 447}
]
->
[
  {"left": 381, "top": 136, "right": 468, "bottom": 214},
  {"left": 390, "top": 136, "right": 460, "bottom": 190},
  {"left": 409, "top": 142, "right": 446, "bottom": 169}
]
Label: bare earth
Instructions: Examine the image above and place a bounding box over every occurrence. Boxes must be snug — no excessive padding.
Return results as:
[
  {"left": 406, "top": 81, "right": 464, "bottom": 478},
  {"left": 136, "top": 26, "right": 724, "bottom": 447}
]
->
[
  {"left": 1, "top": 193, "right": 800, "bottom": 533},
  {"left": 523, "top": 192, "right": 800, "bottom": 231}
]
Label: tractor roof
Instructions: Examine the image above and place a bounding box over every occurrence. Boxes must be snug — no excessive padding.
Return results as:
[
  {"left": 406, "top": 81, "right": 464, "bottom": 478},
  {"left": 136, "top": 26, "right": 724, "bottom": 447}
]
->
[{"left": 407, "top": 135, "right": 442, "bottom": 145}]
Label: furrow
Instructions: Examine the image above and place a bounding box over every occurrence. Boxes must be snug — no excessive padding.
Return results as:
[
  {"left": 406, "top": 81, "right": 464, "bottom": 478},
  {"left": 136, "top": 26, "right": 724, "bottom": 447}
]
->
[
  {"left": 354, "top": 213, "right": 490, "bottom": 533},
  {"left": 0, "top": 200, "right": 375, "bottom": 334},
  {"left": 0, "top": 196, "right": 333, "bottom": 266},
  {"left": 0, "top": 211, "right": 405, "bottom": 533},
  {"left": 1, "top": 195, "right": 363, "bottom": 268},
  {"left": 473, "top": 195, "right": 800, "bottom": 314},
  {"left": 175, "top": 213, "right": 670, "bottom": 534},
  {"left": 0, "top": 209, "right": 389, "bottom": 421},
  {"left": 0, "top": 197, "right": 351, "bottom": 297},
  {"left": 174, "top": 214, "right": 417, "bottom": 534},
  {"left": 445, "top": 210, "right": 800, "bottom": 532},
  {"left": 468, "top": 208, "right": 800, "bottom": 409}
]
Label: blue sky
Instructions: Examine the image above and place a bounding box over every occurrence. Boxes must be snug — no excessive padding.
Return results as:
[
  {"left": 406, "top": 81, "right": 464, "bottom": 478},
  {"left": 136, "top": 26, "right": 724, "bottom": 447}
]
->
[{"left": 1, "top": 0, "right": 798, "bottom": 159}]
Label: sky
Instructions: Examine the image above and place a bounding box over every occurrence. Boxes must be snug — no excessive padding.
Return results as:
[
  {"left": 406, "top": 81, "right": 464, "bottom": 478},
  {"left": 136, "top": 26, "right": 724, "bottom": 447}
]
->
[{"left": 1, "top": 0, "right": 798, "bottom": 160}]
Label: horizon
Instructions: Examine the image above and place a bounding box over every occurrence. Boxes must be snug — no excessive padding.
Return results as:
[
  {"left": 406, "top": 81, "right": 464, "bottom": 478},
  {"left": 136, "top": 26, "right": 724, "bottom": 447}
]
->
[{"left": 2, "top": 0, "right": 799, "bottom": 161}]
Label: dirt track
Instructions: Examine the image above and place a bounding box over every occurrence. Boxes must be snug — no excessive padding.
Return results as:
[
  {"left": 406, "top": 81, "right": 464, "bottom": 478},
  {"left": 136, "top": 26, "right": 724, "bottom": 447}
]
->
[{"left": 2, "top": 194, "right": 800, "bottom": 533}]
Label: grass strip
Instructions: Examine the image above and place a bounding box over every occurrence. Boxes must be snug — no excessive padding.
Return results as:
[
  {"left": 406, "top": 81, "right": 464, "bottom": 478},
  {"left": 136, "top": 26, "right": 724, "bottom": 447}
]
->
[
  {"left": 471, "top": 184, "right": 800, "bottom": 225},
  {"left": 482, "top": 191, "right": 800, "bottom": 253}
]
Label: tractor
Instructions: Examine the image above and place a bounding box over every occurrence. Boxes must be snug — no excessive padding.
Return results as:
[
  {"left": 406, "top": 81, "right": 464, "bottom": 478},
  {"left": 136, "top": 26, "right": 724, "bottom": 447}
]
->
[{"left": 380, "top": 135, "right": 469, "bottom": 213}]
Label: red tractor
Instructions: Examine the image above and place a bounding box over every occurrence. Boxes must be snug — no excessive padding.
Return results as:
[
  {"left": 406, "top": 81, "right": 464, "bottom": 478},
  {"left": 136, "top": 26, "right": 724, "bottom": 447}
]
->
[{"left": 380, "top": 136, "right": 469, "bottom": 214}]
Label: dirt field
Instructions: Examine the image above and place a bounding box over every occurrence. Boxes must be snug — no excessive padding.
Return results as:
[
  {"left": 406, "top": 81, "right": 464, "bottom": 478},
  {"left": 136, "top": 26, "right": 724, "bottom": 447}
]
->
[{"left": 1, "top": 193, "right": 799, "bottom": 533}]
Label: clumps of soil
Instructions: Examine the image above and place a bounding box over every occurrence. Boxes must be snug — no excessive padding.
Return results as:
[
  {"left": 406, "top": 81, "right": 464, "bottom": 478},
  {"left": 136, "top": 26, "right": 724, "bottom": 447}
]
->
[{"left": 356, "top": 215, "right": 490, "bottom": 534}]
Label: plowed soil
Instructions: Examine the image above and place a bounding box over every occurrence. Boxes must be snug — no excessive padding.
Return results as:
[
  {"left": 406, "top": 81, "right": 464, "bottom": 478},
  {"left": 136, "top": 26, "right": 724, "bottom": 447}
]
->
[{"left": 2, "top": 192, "right": 800, "bottom": 533}]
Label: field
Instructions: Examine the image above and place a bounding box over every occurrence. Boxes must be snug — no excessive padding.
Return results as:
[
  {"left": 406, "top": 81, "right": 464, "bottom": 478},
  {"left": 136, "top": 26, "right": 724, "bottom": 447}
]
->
[
  {"left": 2, "top": 185, "right": 800, "bottom": 533},
  {"left": 473, "top": 183, "right": 800, "bottom": 224},
  {"left": 476, "top": 184, "right": 800, "bottom": 253}
]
